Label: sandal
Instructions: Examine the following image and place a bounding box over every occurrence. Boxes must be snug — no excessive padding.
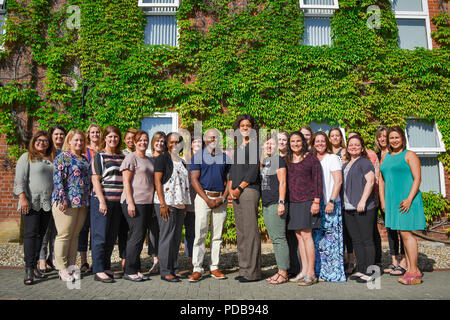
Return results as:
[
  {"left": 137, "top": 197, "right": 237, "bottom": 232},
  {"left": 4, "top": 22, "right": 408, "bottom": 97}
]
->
[
  {"left": 390, "top": 266, "right": 407, "bottom": 277},
  {"left": 298, "top": 275, "right": 318, "bottom": 286},
  {"left": 80, "top": 262, "right": 90, "bottom": 273},
  {"left": 398, "top": 272, "right": 422, "bottom": 285},
  {"left": 289, "top": 273, "right": 305, "bottom": 283},
  {"left": 268, "top": 273, "right": 289, "bottom": 285},
  {"left": 383, "top": 264, "right": 397, "bottom": 274}
]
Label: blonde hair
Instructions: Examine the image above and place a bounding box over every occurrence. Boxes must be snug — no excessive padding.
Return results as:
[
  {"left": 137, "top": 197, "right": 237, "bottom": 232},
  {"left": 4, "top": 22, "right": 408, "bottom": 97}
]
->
[
  {"left": 374, "top": 125, "right": 388, "bottom": 153},
  {"left": 62, "top": 129, "right": 86, "bottom": 152},
  {"left": 85, "top": 124, "right": 102, "bottom": 145}
]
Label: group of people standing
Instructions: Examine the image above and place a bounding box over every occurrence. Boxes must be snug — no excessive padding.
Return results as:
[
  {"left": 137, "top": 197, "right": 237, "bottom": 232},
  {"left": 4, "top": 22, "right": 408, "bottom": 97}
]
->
[{"left": 13, "top": 114, "right": 426, "bottom": 288}]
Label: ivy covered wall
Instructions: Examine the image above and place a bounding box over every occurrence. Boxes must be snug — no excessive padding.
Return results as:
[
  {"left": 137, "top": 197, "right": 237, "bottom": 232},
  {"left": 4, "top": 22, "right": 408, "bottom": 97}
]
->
[{"left": 0, "top": 0, "right": 449, "bottom": 166}]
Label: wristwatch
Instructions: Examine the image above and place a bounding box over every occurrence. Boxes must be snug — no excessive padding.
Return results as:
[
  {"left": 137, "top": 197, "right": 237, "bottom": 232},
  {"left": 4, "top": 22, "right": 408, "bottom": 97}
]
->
[
  {"left": 278, "top": 200, "right": 285, "bottom": 205},
  {"left": 329, "top": 198, "right": 335, "bottom": 205},
  {"left": 237, "top": 186, "right": 244, "bottom": 193}
]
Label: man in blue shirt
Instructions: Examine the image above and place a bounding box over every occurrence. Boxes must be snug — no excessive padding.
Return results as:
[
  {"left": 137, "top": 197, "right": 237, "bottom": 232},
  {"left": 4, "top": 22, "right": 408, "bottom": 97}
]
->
[{"left": 188, "top": 128, "right": 231, "bottom": 282}]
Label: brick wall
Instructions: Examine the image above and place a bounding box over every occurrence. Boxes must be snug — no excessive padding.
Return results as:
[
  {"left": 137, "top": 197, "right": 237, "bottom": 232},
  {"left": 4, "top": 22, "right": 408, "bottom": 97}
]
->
[{"left": 428, "top": 0, "right": 449, "bottom": 49}]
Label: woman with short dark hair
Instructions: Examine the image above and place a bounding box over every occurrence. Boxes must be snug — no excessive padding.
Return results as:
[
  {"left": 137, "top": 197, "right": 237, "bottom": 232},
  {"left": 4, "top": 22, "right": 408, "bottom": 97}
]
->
[
  {"left": 379, "top": 126, "right": 426, "bottom": 285},
  {"left": 154, "top": 132, "right": 191, "bottom": 282},
  {"left": 14, "top": 131, "right": 55, "bottom": 285},
  {"left": 228, "top": 114, "right": 262, "bottom": 283}
]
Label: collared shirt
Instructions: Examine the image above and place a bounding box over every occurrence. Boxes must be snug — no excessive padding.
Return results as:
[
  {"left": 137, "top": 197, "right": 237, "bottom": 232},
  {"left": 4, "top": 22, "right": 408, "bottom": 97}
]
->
[{"left": 190, "top": 148, "right": 231, "bottom": 192}]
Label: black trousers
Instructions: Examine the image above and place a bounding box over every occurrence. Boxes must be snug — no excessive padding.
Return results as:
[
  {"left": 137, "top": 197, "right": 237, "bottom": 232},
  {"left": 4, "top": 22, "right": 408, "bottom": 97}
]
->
[
  {"left": 373, "top": 211, "right": 382, "bottom": 265},
  {"left": 121, "top": 202, "right": 152, "bottom": 275},
  {"left": 117, "top": 212, "right": 129, "bottom": 260},
  {"left": 344, "top": 208, "right": 377, "bottom": 275},
  {"left": 22, "top": 209, "right": 51, "bottom": 268}
]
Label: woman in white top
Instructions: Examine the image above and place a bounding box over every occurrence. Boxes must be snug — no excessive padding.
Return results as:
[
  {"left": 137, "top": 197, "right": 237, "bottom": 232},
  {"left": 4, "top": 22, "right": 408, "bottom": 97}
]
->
[
  {"left": 154, "top": 132, "right": 191, "bottom": 282},
  {"left": 311, "top": 132, "right": 346, "bottom": 282}
]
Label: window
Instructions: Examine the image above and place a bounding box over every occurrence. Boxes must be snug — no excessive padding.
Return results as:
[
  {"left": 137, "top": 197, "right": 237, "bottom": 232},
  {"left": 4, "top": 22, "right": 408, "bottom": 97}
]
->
[
  {"left": 309, "top": 121, "right": 346, "bottom": 143},
  {"left": 405, "top": 119, "right": 446, "bottom": 195},
  {"left": 141, "top": 112, "right": 178, "bottom": 155},
  {"left": 139, "top": 0, "right": 179, "bottom": 46},
  {"left": 300, "top": 0, "right": 339, "bottom": 46},
  {"left": 391, "top": 0, "right": 432, "bottom": 50},
  {"left": 0, "top": 0, "right": 6, "bottom": 48}
]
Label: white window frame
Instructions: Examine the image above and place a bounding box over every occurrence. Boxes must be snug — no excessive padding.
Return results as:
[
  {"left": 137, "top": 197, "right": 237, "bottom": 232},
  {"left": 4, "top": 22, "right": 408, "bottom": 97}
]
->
[
  {"left": 0, "top": 0, "right": 6, "bottom": 51},
  {"left": 309, "top": 121, "right": 346, "bottom": 144},
  {"left": 405, "top": 119, "right": 446, "bottom": 154},
  {"left": 299, "top": 0, "right": 339, "bottom": 10},
  {"left": 138, "top": 0, "right": 180, "bottom": 14},
  {"left": 139, "top": 0, "right": 180, "bottom": 46},
  {"left": 142, "top": 112, "right": 178, "bottom": 132},
  {"left": 405, "top": 118, "right": 446, "bottom": 196},
  {"left": 390, "top": 0, "right": 433, "bottom": 49}
]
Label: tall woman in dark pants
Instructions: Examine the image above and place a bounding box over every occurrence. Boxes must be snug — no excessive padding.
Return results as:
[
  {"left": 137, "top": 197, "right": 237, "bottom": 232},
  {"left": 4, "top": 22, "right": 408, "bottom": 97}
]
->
[
  {"left": 90, "top": 126, "right": 125, "bottom": 283},
  {"left": 342, "top": 135, "right": 376, "bottom": 283},
  {"left": 154, "top": 132, "right": 191, "bottom": 282},
  {"left": 120, "top": 130, "right": 155, "bottom": 282},
  {"left": 228, "top": 114, "right": 262, "bottom": 282},
  {"left": 39, "top": 125, "right": 66, "bottom": 273},
  {"left": 14, "top": 131, "right": 55, "bottom": 285}
]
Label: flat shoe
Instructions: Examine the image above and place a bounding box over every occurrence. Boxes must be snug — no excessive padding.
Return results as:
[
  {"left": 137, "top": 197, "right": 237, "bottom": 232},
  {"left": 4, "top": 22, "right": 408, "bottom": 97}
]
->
[
  {"left": 123, "top": 274, "right": 143, "bottom": 282},
  {"left": 80, "top": 263, "right": 90, "bottom": 273},
  {"left": 94, "top": 274, "right": 115, "bottom": 283},
  {"left": 161, "top": 275, "right": 180, "bottom": 283}
]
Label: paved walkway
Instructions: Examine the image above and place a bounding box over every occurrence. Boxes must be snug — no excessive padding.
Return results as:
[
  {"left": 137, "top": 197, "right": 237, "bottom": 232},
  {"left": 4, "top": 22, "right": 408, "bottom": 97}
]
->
[{"left": 0, "top": 267, "right": 449, "bottom": 300}]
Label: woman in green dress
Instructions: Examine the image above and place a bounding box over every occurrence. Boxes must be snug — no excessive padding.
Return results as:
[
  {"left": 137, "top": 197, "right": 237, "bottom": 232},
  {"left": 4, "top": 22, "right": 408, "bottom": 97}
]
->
[{"left": 379, "top": 127, "right": 426, "bottom": 285}]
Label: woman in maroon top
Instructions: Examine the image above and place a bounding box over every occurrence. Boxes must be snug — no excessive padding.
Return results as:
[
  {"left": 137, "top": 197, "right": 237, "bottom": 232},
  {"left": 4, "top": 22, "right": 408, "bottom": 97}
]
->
[{"left": 286, "top": 131, "right": 323, "bottom": 286}]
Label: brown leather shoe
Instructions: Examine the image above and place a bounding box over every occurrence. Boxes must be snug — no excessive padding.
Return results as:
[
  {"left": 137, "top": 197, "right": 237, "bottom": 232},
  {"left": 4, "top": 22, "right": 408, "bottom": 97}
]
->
[
  {"left": 210, "top": 269, "right": 227, "bottom": 280},
  {"left": 188, "top": 272, "right": 203, "bottom": 282}
]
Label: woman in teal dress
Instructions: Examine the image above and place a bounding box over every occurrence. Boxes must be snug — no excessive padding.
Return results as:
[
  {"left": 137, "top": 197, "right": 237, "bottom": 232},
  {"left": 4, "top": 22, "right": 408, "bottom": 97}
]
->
[{"left": 379, "top": 127, "right": 426, "bottom": 285}]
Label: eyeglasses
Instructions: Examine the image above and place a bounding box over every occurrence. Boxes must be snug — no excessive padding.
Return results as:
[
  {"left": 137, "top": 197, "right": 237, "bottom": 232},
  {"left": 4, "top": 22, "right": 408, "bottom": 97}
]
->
[{"left": 36, "top": 139, "right": 49, "bottom": 144}]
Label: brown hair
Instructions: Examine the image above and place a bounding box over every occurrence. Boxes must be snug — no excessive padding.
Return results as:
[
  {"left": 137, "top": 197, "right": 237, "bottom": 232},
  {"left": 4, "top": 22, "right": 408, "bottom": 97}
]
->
[
  {"left": 387, "top": 126, "right": 407, "bottom": 152},
  {"left": 285, "top": 131, "right": 309, "bottom": 165},
  {"left": 134, "top": 130, "right": 149, "bottom": 144},
  {"left": 28, "top": 131, "right": 55, "bottom": 162},
  {"left": 343, "top": 135, "right": 368, "bottom": 162},
  {"left": 124, "top": 128, "right": 137, "bottom": 138},
  {"left": 374, "top": 125, "right": 388, "bottom": 153},
  {"left": 100, "top": 125, "right": 122, "bottom": 154},
  {"left": 150, "top": 131, "right": 166, "bottom": 153},
  {"left": 328, "top": 127, "right": 346, "bottom": 148},
  {"left": 62, "top": 129, "right": 86, "bottom": 152},
  {"left": 311, "top": 131, "right": 333, "bottom": 155}
]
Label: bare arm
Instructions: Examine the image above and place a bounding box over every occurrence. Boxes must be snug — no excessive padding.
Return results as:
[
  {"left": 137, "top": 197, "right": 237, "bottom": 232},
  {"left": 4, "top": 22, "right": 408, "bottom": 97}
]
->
[
  {"left": 325, "top": 170, "right": 342, "bottom": 214},
  {"left": 122, "top": 170, "right": 136, "bottom": 217},
  {"left": 191, "top": 170, "right": 216, "bottom": 209},
  {"left": 400, "top": 151, "right": 421, "bottom": 213},
  {"left": 154, "top": 171, "right": 169, "bottom": 221},
  {"left": 379, "top": 172, "right": 386, "bottom": 212},
  {"left": 92, "top": 175, "right": 107, "bottom": 215},
  {"left": 276, "top": 167, "right": 287, "bottom": 216}
]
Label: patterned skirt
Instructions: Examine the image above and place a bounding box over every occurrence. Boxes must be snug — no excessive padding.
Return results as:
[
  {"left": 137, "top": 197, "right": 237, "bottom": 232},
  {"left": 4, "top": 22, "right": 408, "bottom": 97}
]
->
[{"left": 313, "top": 201, "right": 346, "bottom": 282}]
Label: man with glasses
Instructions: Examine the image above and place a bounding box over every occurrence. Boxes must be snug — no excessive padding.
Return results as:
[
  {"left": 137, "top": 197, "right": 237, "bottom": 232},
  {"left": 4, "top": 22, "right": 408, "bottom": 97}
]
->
[{"left": 188, "top": 129, "right": 231, "bottom": 282}]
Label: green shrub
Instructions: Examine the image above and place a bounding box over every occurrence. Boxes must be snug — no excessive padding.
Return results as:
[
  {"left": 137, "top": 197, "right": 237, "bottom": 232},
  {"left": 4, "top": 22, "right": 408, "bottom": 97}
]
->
[{"left": 421, "top": 191, "right": 450, "bottom": 226}]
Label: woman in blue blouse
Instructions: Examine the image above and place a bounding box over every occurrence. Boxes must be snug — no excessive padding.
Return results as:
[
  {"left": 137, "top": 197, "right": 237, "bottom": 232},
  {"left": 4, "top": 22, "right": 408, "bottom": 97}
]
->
[{"left": 52, "top": 129, "right": 91, "bottom": 282}]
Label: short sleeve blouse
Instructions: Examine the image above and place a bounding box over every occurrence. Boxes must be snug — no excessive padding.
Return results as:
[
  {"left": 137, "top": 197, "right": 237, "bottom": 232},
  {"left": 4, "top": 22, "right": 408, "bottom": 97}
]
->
[
  {"left": 120, "top": 152, "right": 155, "bottom": 205},
  {"left": 320, "top": 153, "right": 342, "bottom": 203}
]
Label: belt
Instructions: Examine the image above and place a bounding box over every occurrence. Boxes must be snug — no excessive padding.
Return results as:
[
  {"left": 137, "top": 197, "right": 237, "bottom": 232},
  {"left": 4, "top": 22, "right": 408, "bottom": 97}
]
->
[{"left": 205, "top": 191, "right": 222, "bottom": 197}]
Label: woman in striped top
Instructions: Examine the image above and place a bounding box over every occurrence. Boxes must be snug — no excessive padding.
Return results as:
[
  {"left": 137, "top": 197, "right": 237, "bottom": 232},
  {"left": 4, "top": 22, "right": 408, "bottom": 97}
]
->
[{"left": 90, "top": 126, "right": 126, "bottom": 283}]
